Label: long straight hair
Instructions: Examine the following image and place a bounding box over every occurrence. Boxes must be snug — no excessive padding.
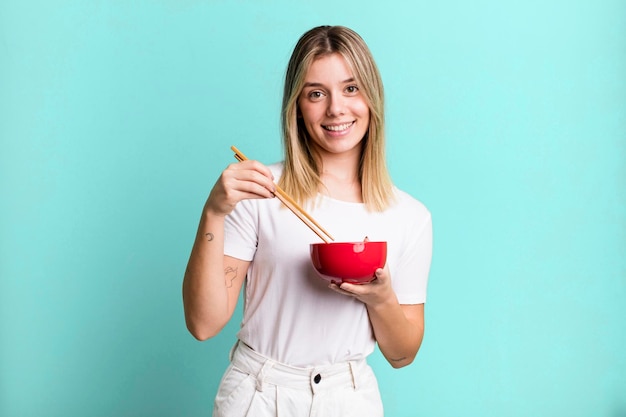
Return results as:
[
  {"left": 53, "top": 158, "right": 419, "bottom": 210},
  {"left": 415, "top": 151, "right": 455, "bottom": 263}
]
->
[{"left": 279, "top": 25, "right": 394, "bottom": 212}]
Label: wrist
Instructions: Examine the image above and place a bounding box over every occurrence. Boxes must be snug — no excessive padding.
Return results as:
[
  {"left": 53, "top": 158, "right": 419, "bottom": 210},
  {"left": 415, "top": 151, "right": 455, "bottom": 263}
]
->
[
  {"left": 202, "top": 202, "right": 229, "bottom": 220},
  {"left": 198, "top": 209, "right": 227, "bottom": 236},
  {"left": 366, "top": 292, "right": 399, "bottom": 312}
]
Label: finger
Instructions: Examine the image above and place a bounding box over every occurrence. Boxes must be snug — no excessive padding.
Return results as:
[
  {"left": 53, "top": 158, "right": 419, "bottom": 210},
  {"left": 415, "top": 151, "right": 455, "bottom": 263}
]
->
[
  {"left": 328, "top": 283, "right": 357, "bottom": 298},
  {"left": 373, "top": 268, "right": 388, "bottom": 282},
  {"left": 338, "top": 282, "right": 358, "bottom": 293},
  {"left": 337, "top": 281, "right": 373, "bottom": 296},
  {"left": 230, "top": 160, "right": 275, "bottom": 183},
  {"left": 223, "top": 169, "right": 276, "bottom": 198},
  {"left": 218, "top": 176, "right": 274, "bottom": 200},
  {"left": 207, "top": 172, "right": 274, "bottom": 215},
  {"left": 231, "top": 179, "right": 276, "bottom": 199}
]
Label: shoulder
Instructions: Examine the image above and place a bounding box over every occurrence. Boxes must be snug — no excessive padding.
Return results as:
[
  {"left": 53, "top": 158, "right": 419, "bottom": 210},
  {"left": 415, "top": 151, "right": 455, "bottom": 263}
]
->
[
  {"left": 390, "top": 187, "right": 431, "bottom": 220},
  {"left": 387, "top": 188, "right": 433, "bottom": 252},
  {"left": 387, "top": 187, "right": 432, "bottom": 235}
]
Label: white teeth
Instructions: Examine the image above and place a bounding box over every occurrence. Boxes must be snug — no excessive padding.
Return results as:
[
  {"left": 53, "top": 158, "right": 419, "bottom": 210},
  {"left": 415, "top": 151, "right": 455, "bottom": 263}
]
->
[{"left": 324, "top": 122, "right": 353, "bottom": 131}]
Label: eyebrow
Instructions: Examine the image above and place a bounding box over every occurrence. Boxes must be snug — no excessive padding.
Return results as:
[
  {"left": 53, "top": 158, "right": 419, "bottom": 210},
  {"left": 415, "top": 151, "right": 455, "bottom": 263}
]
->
[{"left": 302, "top": 78, "right": 355, "bottom": 88}]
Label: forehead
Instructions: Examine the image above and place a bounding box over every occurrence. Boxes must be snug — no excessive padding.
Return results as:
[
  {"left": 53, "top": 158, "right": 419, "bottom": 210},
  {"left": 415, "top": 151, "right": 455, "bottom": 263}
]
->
[{"left": 303, "top": 53, "right": 354, "bottom": 82}]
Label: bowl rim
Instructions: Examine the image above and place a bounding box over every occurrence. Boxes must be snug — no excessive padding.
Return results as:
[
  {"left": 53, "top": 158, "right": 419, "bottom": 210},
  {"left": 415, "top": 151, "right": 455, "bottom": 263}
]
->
[{"left": 310, "top": 240, "right": 387, "bottom": 246}]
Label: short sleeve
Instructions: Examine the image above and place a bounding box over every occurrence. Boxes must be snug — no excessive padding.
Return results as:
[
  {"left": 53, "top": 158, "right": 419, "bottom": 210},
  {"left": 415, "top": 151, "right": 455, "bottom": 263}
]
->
[
  {"left": 224, "top": 199, "right": 259, "bottom": 262},
  {"left": 392, "top": 208, "right": 433, "bottom": 305}
]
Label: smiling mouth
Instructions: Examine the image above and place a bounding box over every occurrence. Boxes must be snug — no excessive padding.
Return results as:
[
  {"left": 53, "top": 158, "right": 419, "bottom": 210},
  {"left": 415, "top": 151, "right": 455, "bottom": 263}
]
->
[{"left": 322, "top": 121, "right": 354, "bottom": 132}]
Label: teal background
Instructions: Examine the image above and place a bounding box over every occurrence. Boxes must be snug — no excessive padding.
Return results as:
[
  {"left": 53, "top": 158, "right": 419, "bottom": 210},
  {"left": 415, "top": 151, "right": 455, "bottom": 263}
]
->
[{"left": 1, "top": 0, "right": 625, "bottom": 416}]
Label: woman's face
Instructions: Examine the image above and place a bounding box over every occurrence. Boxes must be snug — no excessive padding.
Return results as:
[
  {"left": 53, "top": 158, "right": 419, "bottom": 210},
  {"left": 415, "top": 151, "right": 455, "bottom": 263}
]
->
[{"left": 298, "top": 53, "right": 370, "bottom": 160}]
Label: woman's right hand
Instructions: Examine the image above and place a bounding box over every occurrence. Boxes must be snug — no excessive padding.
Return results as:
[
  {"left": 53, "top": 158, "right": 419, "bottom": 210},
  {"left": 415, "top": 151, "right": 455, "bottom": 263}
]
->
[{"left": 204, "top": 160, "right": 276, "bottom": 217}]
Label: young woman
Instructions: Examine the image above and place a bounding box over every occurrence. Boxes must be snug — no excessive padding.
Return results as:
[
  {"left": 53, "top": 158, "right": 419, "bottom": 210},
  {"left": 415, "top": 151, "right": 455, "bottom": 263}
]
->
[{"left": 183, "top": 25, "right": 433, "bottom": 417}]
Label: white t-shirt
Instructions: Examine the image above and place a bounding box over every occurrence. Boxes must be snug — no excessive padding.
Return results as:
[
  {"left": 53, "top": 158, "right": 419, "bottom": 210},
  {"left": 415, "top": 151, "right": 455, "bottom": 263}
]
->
[{"left": 224, "top": 163, "right": 432, "bottom": 367}]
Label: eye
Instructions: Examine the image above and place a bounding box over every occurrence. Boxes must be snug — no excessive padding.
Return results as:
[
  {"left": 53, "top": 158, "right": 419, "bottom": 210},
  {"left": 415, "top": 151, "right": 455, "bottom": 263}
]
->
[
  {"left": 345, "top": 85, "right": 359, "bottom": 94},
  {"left": 308, "top": 90, "right": 325, "bottom": 101}
]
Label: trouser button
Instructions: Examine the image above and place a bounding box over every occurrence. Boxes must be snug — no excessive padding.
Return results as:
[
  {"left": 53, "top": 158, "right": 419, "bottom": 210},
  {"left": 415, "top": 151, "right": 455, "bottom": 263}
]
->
[{"left": 314, "top": 373, "right": 321, "bottom": 384}]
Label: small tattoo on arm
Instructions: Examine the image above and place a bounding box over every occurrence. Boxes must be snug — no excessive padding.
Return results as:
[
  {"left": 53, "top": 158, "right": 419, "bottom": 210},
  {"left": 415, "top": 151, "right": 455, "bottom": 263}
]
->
[
  {"left": 225, "top": 266, "right": 237, "bottom": 288},
  {"left": 205, "top": 232, "right": 214, "bottom": 241}
]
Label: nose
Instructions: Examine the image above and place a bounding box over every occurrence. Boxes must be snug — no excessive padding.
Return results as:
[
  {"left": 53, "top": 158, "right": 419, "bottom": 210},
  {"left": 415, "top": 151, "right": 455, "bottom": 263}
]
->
[{"left": 326, "top": 93, "right": 345, "bottom": 117}]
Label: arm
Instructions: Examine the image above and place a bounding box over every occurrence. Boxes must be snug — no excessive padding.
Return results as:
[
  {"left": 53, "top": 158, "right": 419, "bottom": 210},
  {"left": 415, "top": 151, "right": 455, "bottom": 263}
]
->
[
  {"left": 365, "top": 276, "right": 424, "bottom": 368},
  {"left": 182, "top": 160, "right": 275, "bottom": 340},
  {"left": 329, "top": 267, "right": 424, "bottom": 368},
  {"left": 182, "top": 213, "right": 250, "bottom": 340}
]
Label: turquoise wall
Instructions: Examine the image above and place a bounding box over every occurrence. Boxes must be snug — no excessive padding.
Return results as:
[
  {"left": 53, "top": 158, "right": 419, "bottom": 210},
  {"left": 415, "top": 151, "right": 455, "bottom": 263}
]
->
[{"left": 1, "top": 1, "right": 625, "bottom": 416}]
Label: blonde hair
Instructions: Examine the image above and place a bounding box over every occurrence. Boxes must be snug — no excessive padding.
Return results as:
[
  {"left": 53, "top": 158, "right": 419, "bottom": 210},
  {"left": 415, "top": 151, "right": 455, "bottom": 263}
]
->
[{"left": 279, "top": 25, "right": 394, "bottom": 212}]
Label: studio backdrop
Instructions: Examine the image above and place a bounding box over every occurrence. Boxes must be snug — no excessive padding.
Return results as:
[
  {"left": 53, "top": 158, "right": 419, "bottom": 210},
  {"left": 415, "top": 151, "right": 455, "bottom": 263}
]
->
[{"left": 1, "top": 1, "right": 625, "bottom": 416}]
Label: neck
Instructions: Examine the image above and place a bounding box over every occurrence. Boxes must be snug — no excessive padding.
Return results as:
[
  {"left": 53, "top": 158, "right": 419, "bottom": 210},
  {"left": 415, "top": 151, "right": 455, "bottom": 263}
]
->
[
  {"left": 319, "top": 158, "right": 362, "bottom": 203},
  {"left": 317, "top": 149, "right": 360, "bottom": 179}
]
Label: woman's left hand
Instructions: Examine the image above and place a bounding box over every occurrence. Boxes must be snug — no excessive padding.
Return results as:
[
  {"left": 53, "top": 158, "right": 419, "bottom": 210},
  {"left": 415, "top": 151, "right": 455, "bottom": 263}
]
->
[{"left": 328, "top": 265, "right": 395, "bottom": 307}]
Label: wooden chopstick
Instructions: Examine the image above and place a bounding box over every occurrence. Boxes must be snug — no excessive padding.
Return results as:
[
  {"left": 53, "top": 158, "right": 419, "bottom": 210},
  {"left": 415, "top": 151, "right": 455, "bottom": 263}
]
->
[{"left": 231, "top": 145, "right": 334, "bottom": 243}]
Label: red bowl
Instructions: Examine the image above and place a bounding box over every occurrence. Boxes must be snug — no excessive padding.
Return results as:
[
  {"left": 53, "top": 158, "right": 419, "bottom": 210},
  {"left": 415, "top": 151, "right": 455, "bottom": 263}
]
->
[{"left": 310, "top": 241, "right": 387, "bottom": 284}]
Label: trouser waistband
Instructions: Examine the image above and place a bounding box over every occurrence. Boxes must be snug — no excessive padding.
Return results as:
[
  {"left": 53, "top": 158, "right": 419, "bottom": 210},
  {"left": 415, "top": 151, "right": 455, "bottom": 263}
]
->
[{"left": 229, "top": 341, "right": 365, "bottom": 394}]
